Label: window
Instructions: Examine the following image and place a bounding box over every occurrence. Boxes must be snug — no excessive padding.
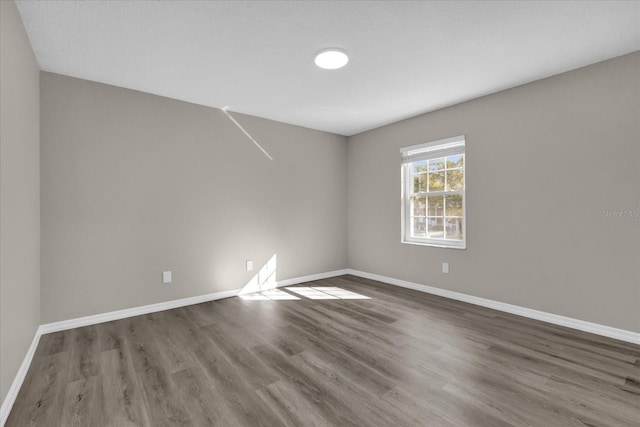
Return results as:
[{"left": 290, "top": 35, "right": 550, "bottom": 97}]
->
[{"left": 401, "top": 135, "right": 466, "bottom": 249}]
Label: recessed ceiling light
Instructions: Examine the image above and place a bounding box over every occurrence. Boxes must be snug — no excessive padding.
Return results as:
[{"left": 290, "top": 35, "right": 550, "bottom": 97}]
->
[{"left": 314, "top": 48, "right": 349, "bottom": 70}]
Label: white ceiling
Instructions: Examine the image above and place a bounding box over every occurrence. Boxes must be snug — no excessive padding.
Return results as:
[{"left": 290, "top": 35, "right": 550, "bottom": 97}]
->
[{"left": 15, "top": 0, "right": 640, "bottom": 136}]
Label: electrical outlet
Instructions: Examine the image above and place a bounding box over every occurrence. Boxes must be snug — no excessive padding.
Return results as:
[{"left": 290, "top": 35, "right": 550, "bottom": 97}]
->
[
  {"left": 162, "top": 271, "right": 172, "bottom": 283},
  {"left": 442, "top": 262, "right": 449, "bottom": 274},
  {"left": 246, "top": 260, "right": 253, "bottom": 271}
]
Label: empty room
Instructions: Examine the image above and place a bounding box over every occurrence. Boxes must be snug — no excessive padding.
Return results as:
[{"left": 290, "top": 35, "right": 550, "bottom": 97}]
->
[{"left": 1, "top": 0, "right": 639, "bottom": 426}]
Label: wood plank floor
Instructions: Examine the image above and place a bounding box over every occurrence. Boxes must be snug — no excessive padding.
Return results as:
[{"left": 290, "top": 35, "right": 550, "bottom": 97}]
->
[{"left": 7, "top": 275, "right": 640, "bottom": 426}]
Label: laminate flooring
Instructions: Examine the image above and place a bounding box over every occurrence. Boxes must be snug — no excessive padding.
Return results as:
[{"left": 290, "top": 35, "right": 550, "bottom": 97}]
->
[{"left": 6, "top": 275, "right": 640, "bottom": 426}]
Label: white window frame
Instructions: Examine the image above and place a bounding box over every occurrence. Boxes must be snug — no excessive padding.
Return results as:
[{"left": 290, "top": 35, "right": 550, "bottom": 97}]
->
[{"left": 401, "top": 135, "right": 466, "bottom": 249}]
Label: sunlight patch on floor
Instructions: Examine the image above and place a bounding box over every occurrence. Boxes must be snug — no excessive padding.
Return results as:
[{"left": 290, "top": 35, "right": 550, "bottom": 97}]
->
[
  {"left": 312, "top": 287, "right": 371, "bottom": 299},
  {"left": 285, "top": 287, "right": 338, "bottom": 299},
  {"left": 286, "top": 286, "right": 370, "bottom": 300},
  {"left": 240, "top": 288, "right": 300, "bottom": 300}
]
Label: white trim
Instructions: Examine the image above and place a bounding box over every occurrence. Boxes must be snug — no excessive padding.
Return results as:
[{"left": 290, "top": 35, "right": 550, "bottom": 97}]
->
[
  {"left": 1, "top": 325, "right": 43, "bottom": 426},
  {"left": 400, "top": 239, "right": 467, "bottom": 249},
  {"left": 400, "top": 134, "right": 465, "bottom": 156},
  {"left": 346, "top": 269, "right": 640, "bottom": 345}
]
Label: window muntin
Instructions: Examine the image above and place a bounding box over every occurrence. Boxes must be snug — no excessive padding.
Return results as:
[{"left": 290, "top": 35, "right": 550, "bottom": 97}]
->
[{"left": 401, "top": 136, "right": 466, "bottom": 249}]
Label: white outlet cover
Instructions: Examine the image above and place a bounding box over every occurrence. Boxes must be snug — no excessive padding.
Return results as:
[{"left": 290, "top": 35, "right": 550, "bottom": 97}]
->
[
  {"left": 442, "top": 263, "right": 449, "bottom": 274},
  {"left": 246, "top": 260, "right": 253, "bottom": 271},
  {"left": 162, "top": 271, "right": 172, "bottom": 283}
]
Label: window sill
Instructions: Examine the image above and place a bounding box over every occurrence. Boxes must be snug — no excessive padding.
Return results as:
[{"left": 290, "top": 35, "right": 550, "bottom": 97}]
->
[{"left": 401, "top": 239, "right": 466, "bottom": 250}]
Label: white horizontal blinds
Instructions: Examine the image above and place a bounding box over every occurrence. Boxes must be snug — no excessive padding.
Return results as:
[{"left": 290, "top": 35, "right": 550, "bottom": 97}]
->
[{"left": 400, "top": 135, "right": 465, "bottom": 164}]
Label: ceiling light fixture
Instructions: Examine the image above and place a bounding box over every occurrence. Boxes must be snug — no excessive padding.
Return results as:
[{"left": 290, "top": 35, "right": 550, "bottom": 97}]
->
[{"left": 314, "top": 48, "right": 349, "bottom": 70}]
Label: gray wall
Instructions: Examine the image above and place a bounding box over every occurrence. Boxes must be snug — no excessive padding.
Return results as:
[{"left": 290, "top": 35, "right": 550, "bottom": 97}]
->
[
  {"left": 348, "top": 52, "right": 640, "bottom": 333},
  {"left": 41, "top": 72, "right": 347, "bottom": 323},
  {"left": 0, "top": 0, "right": 41, "bottom": 402}
]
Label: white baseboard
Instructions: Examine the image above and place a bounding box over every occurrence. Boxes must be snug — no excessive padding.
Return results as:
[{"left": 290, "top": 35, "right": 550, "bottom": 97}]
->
[
  {"left": 347, "top": 269, "right": 640, "bottom": 345},
  {"left": 1, "top": 325, "right": 43, "bottom": 426},
  {"left": 39, "top": 288, "right": 242, "bottom": 335}
]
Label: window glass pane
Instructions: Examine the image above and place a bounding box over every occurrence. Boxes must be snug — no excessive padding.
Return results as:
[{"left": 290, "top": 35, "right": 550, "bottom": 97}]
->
[
  {"left": 420, "top": 173, "right": 428, "bottom": 192},
  {"left": 446, "top": 155, "right": 464, "bottom": 169},
  {"left": 427, "top": 217, "right": 444, "bottom": 239},
  {"left": 412, "top": 175, "right": 420, "bottom": 193},
  {"left": 446, "top": 169, "right": 464, "bottom": 191},
  {"left": 412, "top": 173, "right": 428, "bottom": 193},
  {"left": 429, "top": 171, "right": 445, "bottom": 191},
  {"left": 412, "top": 217, "right": 426, "bottom": 236},
  {"left": 445, "top": 194, "right": 463, "bottom": 216},
  {"left": 429, "top": 158, "right": 445, "bottom": 171},
  {"left": 445, "top": 218, "right": 463, "bottom": 240},
  {"left": 411, "top": 196, "right": 426, "bottom": 216},
  {"left": 427, "top": 196, "right": 444, "bottom": 216},
  {"left": 412, "top": 161, "right": 428, "bottom": 173}
]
